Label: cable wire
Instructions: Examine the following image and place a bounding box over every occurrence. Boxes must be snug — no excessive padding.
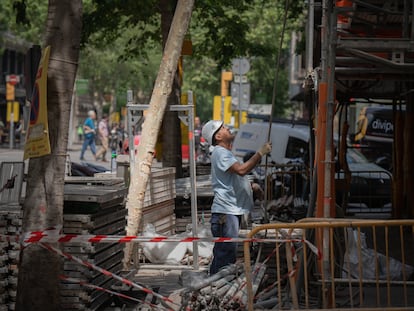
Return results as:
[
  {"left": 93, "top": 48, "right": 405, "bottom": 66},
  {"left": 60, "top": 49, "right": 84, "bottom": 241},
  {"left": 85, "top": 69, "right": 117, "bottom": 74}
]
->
[{"left": 264, "top": 0, "right": 291, "bottom": 220}]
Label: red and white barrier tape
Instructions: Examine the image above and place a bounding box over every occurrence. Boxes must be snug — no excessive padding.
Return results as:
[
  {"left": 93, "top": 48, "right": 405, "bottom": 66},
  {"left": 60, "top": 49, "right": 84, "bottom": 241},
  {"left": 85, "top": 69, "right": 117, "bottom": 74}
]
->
[
  {"left": 59, "top": 275, "right": 167, "bottom": 310},
  {"left": 24, "top": 230, "right": 316, "bottom": 247},
  {"left": 40, "top": 243, "right": 183, "bottom": 310},
  {"left": 0, "top": 229, "right": 321, "bottom": 258}
]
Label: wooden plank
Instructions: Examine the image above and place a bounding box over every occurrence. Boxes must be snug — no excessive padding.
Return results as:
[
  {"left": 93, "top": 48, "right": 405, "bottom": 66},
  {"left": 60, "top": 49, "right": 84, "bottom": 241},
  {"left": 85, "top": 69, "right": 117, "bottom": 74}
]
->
[
  {"left": 63, "top": 208, "right": 127, "bottom": 229},
  {"left": 151, "top": 214, "right": 176, "bottom": 234},
  {"left": 64, "top": 176, "right": 124, "bottom": 185},
  {"left": 143, "top": 199, "right": 174, "bottom": 211},
  {"left": 63, "top": 184, "right": 127, "bottom": 204},
  {"left": 65, "top": 218, "right": 126, "bottom": 235},
  {"left": 143, "top": 204, "right": 174, "bottom": 225},
  {"left": 175, "top": 175, "right": 213, "bottom": 198}
]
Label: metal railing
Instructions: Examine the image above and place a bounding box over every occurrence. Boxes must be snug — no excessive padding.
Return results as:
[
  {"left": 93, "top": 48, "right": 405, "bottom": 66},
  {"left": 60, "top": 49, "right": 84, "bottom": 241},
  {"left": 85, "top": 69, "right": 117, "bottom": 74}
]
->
[{"left": 243, "top": 218, "right": 414, "bottom": 310}]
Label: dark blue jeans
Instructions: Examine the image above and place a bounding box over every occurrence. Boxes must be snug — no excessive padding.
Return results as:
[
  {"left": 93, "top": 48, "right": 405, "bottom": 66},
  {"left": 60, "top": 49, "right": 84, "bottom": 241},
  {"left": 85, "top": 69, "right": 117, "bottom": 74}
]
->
[
  {"left": 209, "top": 213, "right": 240, "bottom": 275},
  {"left": 80, "top": 135, "right": 96, "bottom": 159}
]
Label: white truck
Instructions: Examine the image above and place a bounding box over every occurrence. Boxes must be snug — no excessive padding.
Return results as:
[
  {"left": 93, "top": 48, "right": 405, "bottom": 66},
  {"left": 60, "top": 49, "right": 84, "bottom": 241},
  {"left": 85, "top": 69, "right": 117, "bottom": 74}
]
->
[{"left": 232, "top": 121, "right": 310, "bottom": 164}]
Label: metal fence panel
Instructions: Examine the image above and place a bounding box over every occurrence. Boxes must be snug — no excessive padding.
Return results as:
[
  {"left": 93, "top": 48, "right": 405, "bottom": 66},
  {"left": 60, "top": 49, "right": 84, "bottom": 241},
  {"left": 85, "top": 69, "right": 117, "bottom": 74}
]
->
[{"left": 244, "top": 219, "right": 414, "bottom": 310}]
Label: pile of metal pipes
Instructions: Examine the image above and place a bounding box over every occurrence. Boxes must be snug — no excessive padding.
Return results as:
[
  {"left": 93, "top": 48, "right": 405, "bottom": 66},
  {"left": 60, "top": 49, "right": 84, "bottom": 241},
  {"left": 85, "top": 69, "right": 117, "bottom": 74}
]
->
[{"left": 179, "top": 263, "right": 267, "bottom": 310}]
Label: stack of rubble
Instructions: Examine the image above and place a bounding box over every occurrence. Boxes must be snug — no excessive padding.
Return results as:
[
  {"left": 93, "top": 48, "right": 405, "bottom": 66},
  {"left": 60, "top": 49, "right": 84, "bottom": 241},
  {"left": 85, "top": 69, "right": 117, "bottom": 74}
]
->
[{"left": 61, "top": 176, "right": 127, "bottom": 310}]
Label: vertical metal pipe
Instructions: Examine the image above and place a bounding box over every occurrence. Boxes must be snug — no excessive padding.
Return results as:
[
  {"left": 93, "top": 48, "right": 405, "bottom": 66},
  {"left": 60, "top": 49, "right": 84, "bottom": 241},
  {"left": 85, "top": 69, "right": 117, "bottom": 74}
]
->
[
  {"left": 244, "top": 239, "right": 254, "bottom": 311},
  {"left": 400, "top": 225, "right": 409, "bottom": 306},
  {"left": 324, "top": 8, "right": 338, "bottom": 300},
  {"left": 322, "top": 0, "right": 336, "bottom": 307},
  {"left": 306, "top": 0, "right": 315, "bottom": 73},
  {"left": 412, "top": 0, "right": 414, "bottom": 40},
  {"left": 324, "top": 0, "right": 336, "bottom": 219},
  {"left": 9, "top": 116, "right": 14, "bottom": 149},
  {"left": 126, "top": 90, "right": 135, "bottom": 173},
  {"left": 303, "top": 230, "right": 310, "bottom": 308},
  {"left": 187, "top": 90, "right": 199, "bottom": 270},
  {"left": 403, "top": 0, "right": 409, "bottom": 37},
  {"left": 329, "top": 227, "right": 336, "bottom": 306},
  {"left": 372, "top": 226, "right": 380, "bottom": 306},
  {"left": 316, "top": 0, "right": 329, "bottom": 217}
]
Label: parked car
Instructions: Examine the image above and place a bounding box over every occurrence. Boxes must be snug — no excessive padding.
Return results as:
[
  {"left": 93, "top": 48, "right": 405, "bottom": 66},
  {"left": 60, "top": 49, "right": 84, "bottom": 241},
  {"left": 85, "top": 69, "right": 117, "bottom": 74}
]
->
[
  {"left": 337, "top": 148, "right": 392, "bottom": 212},
  {"left": 232, "top": 121, "right": 392, "bottom": 212}
]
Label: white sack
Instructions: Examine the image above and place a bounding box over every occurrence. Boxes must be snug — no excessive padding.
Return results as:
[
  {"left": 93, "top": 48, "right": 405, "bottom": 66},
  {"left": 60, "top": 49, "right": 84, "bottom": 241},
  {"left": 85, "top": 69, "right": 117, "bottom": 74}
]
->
[{"left": 141, "top": 224, "right": 187, "bottom": 265}]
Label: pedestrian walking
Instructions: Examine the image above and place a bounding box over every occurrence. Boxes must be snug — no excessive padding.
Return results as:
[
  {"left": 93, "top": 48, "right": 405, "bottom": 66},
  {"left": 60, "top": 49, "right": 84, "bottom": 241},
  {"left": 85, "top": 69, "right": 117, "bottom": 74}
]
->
[
  {"left": 95, "top": 114, "right": 109, "bottom": 162},
  {"left": 80, "top": 110, "right": 97, "bottom": 161},
  {"left": 201, "top": 120, "right": 272, "bottom": 275}
]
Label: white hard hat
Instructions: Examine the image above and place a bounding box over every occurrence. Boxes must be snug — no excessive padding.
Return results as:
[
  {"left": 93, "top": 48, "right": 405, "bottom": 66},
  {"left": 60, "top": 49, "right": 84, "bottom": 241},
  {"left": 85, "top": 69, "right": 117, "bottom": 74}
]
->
[{"left": 202, "top": 120, "right": 223, "bottom": 145}]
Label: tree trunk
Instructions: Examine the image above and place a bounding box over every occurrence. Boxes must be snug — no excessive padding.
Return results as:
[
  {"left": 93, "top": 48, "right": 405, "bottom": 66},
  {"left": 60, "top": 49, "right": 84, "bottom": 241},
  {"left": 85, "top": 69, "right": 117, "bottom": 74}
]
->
[
  {"left": 16, "top": 1, "right": 82, "bottom": 310},
  {"left": 123, "top": 0, "right": 194, "bottom": 269},
  {"left": 160, "top": 0, "right": 183, "bottom": 178}
]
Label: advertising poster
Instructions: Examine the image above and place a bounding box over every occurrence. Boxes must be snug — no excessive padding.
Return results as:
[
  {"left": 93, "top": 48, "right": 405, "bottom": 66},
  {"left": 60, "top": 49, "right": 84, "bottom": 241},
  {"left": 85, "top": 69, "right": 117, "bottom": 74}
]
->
[{"left": 24, "top": 46, "right": 51, "bottom": 160}]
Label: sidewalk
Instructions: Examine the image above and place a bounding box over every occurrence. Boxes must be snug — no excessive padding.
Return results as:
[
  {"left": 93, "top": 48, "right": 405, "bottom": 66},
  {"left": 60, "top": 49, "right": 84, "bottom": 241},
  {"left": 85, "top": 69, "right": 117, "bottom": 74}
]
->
[{"left": 0, "top": 143, "right": 112, "bottom": 171}]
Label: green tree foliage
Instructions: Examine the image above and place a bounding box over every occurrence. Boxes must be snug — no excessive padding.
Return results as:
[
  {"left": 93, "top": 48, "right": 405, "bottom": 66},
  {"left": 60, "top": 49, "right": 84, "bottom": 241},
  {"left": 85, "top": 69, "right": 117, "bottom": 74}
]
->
[
  {"left": 2, "top": 0, "right": 305, "bottom": 121},
  {"left": 0, "top": 0, "right": 48, "bottom": 44},
  {"left": 182, "top": 0, "right": 306, "bottom": 120}
]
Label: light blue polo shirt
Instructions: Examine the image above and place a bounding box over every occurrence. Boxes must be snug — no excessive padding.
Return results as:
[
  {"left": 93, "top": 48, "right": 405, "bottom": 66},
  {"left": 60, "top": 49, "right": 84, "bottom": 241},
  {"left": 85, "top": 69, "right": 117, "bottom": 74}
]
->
[{"left": 210, "top": 146, "right": 253, "bottom": 215}]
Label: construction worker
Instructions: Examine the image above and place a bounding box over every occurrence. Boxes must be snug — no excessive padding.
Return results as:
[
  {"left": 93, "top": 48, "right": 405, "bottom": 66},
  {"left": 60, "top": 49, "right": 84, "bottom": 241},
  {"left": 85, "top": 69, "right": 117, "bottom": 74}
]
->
[{"left": 202, "top": 120, "right": 272, "bottom": 275}]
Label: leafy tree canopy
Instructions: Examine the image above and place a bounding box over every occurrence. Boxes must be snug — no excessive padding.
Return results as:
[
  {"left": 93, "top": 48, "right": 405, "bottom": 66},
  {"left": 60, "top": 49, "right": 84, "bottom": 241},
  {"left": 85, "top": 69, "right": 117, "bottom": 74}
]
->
[
  {"left": 0, "top": 0, "right": 47, "bottom": 51},
  {"left": 2, "top": 0, "right": 306, "bottom": 121}
]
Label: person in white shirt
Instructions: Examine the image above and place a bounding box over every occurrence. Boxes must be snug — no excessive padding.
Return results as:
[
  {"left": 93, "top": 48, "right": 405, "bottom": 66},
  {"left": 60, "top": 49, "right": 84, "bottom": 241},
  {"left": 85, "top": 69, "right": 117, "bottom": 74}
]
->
[{"left": 201, "top": 120, "right": 271, "bottom": 275}]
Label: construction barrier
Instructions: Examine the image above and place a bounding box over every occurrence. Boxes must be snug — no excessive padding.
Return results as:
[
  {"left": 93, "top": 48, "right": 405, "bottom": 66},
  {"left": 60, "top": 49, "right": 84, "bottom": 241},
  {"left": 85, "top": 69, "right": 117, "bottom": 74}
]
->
[
  {"left": 243, "top": 218, "right": 414, "bottom": 310},
  {"left": 6, "top": 218, "right": 414, "bottom": 310}
]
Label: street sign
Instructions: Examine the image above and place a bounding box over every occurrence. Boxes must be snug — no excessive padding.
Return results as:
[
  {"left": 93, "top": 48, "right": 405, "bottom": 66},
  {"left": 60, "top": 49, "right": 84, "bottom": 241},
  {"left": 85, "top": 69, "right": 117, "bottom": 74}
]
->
[
  {"left": 6, "top": 75, "right": 20, "bottom": 85},
  {"left": 231, "top": 58, "right": 250, "bottom": 75},
  {"left": 234, "top": 75, "right": 248, "bottom": 83},
  {"left": 231, "top": 82, "right": 250, "bottom": 110}
]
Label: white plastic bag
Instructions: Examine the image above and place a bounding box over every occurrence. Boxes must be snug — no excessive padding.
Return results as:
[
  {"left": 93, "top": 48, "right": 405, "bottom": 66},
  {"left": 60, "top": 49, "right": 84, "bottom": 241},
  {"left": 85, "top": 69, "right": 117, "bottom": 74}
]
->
[
  {"left": 343, "top": 228, "right": 414, "bottom": 280},
  {"left": 184, "top": 223, "right": 214, "bottom": 259},
  {"left": 141, "top": 224, "right": 187, "bottom": 264}
]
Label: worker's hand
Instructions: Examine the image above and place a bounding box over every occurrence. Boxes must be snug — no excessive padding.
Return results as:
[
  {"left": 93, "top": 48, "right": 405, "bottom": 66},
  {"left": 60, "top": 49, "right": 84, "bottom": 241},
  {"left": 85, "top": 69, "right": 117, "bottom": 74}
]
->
[{"left": 258, "top": 142, "right": 272, "bottom": 156}]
